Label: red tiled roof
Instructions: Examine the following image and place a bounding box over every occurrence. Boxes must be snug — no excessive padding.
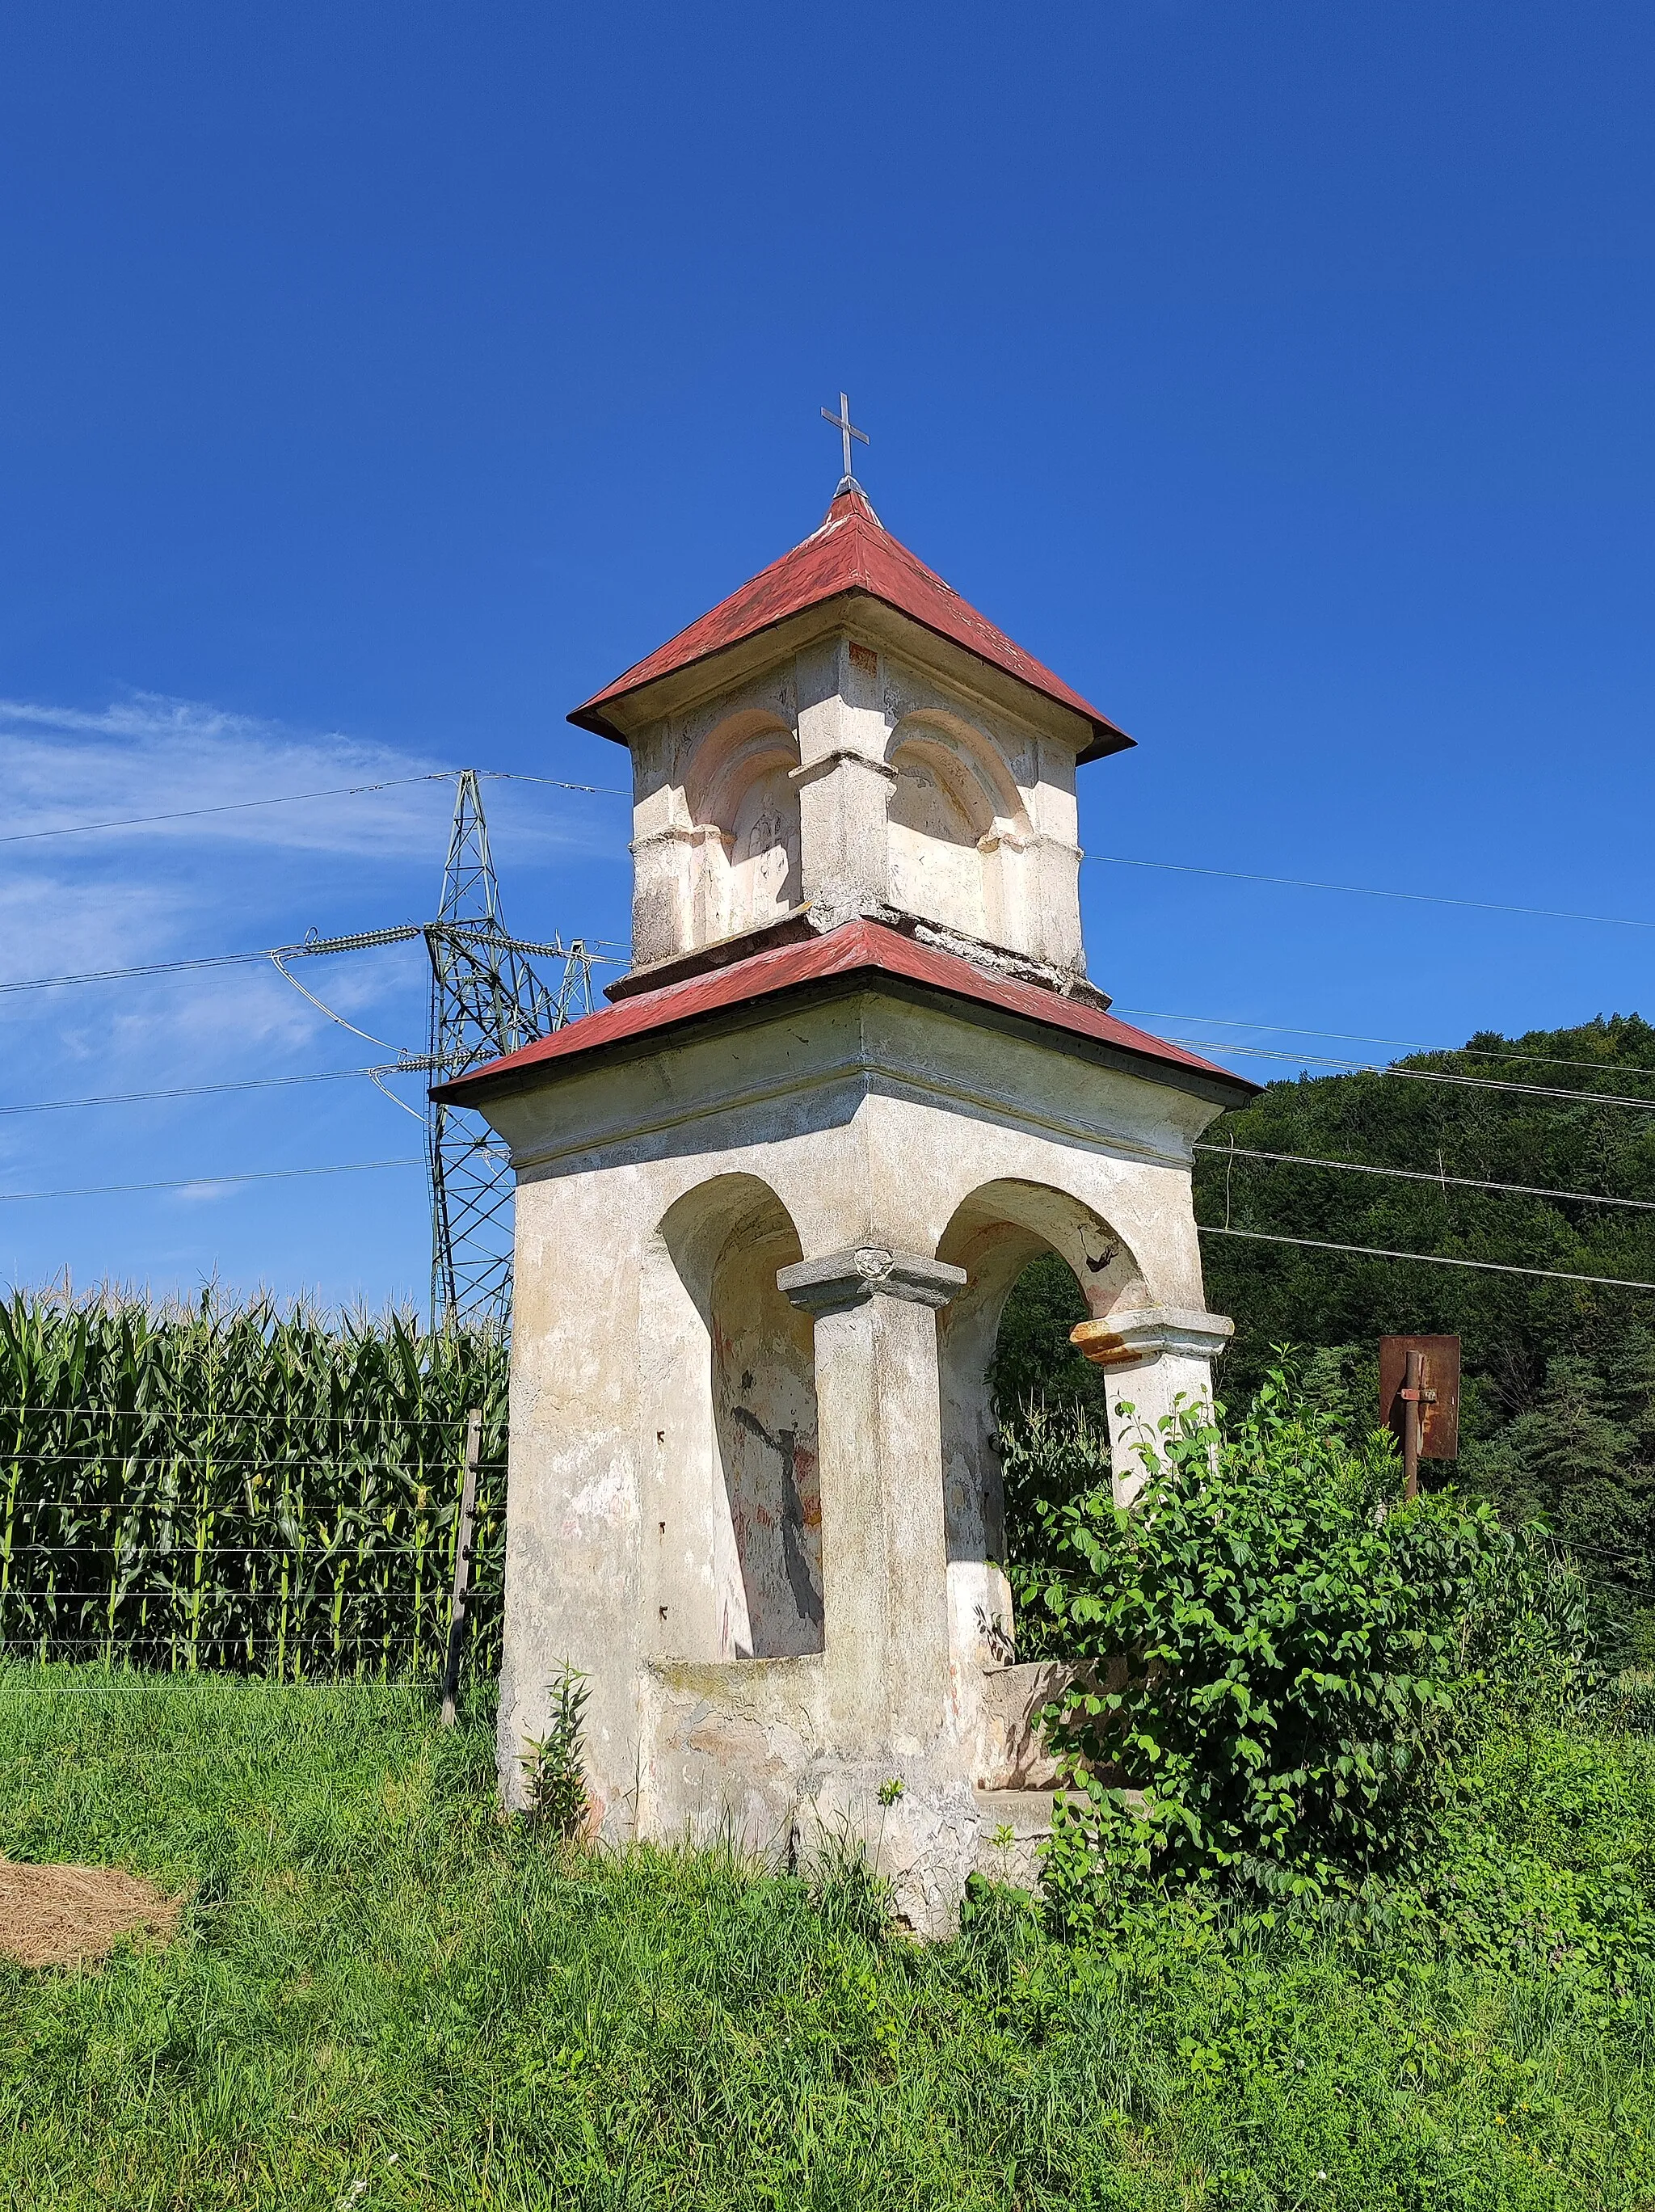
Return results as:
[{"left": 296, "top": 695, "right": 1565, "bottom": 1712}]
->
[
  {"left": 432, "top": 920, "right": 1257, "bottom": 1106},
  {"left": 568, "top": 485, "right": 1133, "bottom": 765}
]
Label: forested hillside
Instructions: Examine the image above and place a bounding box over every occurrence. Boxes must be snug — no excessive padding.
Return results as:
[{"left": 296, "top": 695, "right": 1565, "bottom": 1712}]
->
[{"left": 995, "top": 1013, "right": 1655, "bottom": 1662}]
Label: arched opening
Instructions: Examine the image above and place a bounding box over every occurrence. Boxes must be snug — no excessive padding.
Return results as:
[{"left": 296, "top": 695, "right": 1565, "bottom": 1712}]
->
[
  {"left": 933, "top": 1180, "right": 1146, "bottom": 1787},
  {"left": 655, "top": 1174, "right": 823, "bottom": 1660},
  {"left": 684, "top": 712, "right": 802, "bottom": 942},
  {"left": 726, "top": 761, "right": 801, "bottom": 934},
  {"left": 886, "top": 729, "right": 990, "bottom": 937},
  {"left": 885, "top": 714, "right": 1030, "bottom": 944},
  {"left": 934, "top": 1181, "right": 1146, "bottom": 1671}
]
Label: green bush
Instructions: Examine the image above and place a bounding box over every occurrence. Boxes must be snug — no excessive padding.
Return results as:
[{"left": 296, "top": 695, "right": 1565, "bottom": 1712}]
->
[{"left": 1013, "top": 1367, "right": 1588, "bottom": 1925}]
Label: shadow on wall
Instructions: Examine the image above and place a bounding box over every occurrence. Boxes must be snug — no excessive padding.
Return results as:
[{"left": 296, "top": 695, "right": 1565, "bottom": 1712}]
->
[
  {"left": 936, "top": 1178, "right": 1148, "bottom": 1662},
  {"left": 659, "top": 1174, "right": 823, "bottom": 1659},
  {"left": 685, "top": 712, "right": 802, "bottom": 942}
]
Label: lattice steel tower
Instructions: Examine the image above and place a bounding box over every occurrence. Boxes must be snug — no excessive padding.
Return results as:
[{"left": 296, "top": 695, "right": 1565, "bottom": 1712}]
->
[{"left": 425, "top": 771, "right": 592, "bottom": 1330}]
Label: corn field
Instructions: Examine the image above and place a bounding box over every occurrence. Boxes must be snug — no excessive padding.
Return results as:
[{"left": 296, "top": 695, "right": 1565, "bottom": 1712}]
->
[{"left": 0, "top": 1289, "right": 510, "bottom": 1678}]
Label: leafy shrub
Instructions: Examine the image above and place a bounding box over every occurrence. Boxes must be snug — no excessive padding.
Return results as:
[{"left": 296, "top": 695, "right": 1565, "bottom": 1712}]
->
[{"left": 1013, "top": 1367, "right": 1586, "bottom": 1928}]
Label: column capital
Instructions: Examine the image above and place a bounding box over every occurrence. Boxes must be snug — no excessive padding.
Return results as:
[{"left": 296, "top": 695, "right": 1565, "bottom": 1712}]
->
[
  {"left": 1069, "top": 1306, "right": 1233, "bottom": 1372},
  {"left": 777, "top": 1245, "right": 966, "bottom": 1317},
  {"left": 629, "top": 820, "right": 726, "bottom": 853},
  {"left": 790, "top": 748, "right": 899, "bottom": 791}
]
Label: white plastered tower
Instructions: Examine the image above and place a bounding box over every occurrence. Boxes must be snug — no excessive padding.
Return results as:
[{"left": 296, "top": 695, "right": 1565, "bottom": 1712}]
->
[{"left": 439, "top": 480, "right": 1255, "bottom": 1932}]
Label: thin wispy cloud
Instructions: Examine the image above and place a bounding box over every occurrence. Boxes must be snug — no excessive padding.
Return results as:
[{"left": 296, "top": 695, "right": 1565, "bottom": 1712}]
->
[
  {"left": 0, "top": 686, "right": 609, "bottom": 1045},
  {"left": 0, "top": 868, "right": 192, "bottom": 988},
  {"left": 0, "top": 693, "right": 454, "bottom": 860}
]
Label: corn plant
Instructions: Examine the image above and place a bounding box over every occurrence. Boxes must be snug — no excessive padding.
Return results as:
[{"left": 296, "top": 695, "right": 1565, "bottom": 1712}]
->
[{"left": 0, "top": 1287, "right": 510, "bottom": 1678}]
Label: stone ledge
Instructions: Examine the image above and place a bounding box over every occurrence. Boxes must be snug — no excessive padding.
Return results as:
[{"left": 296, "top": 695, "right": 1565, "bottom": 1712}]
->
[{"left": 789, "top": 749, "right": 899, "bottom": 789}]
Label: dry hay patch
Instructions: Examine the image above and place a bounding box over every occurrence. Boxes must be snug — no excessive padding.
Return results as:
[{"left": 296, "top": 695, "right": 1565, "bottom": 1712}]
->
[{"left": 0, "top": 1859, "right": 177, "bottom": 1968}]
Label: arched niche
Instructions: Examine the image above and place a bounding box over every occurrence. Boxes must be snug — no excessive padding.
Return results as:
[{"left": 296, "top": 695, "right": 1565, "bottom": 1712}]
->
[
  {"left": 684, "top": 711, "right": 802, "bottom": 941},
  {"left": 885, "top": 714, "right": 1029, "bottom": 943},
  {"left": 655, "top": 1173, "right": 823, "bottom": 1660},
  {"left": 933, "top": 1180, "right": 1148, "bottom": 1670}
]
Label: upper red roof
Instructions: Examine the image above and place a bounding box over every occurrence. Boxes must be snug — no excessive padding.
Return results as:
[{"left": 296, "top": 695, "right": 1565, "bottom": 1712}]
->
[
  {"left": 432, "top": 918, "right": 1256, "bottom": 1107},
  {"left": 568, "top": 484, "right": 1133, "bottom": 764}
]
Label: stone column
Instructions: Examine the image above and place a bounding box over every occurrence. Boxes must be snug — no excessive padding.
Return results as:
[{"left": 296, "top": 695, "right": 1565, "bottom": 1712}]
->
[
  {"left": 793, "top": 634, "right": 895, "bottom": 919},
  {"left": 777, "top": 1242, "right": 979, "bottom": 1934},
  {"left": 1020, "top": 830, "right": 1086, "bottom": 974},
  {"left": 791, "top": 752, "right": 895, "bottom": 916},
  {"left": 1070, "top": 1306, "right": 1235, "bottom": 1506}
]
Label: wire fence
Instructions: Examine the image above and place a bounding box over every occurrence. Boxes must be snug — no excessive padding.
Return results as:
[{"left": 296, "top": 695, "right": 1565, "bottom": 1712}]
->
[
  {"left": 0, "top": 1414, "right": 506, "bottom": 1678},
  {"left": 0, "top": 1293, "right": 511, "bottom": 1679},
  {"left": 0, "top": 1418, "right": 505, "bottom": 1678}
]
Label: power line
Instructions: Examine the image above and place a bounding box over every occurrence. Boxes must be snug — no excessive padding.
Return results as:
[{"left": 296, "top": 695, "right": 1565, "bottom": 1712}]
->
[
  {"left": 480, "top": 772, "right": 629, "bottom": 797},
  {"left": 1086, "top": 853, "right": 1655, "bottom": 931},
  {"left": 0, "top": 773, "right": 455, "bottom": 846},
  {"left": 1117, "top": 1007, "right": 1655, "bottom": 1082},
  {"left": 0, "top": 1066, "right": 403, "bottom": 1115},
  {"left": 0, "top": 929, "right": 424, "bottom": 995},
  {"left": 0, "top": 924, "right": 622, "bottom": 996},
  {"left": 1173, "top": 1038, "right": 1655, "bottom": 1110},
  {"left": 1195, "top": 1142, "right": 1655, "bottom": 1212},
  {"left": 0, "top": 768, "right": 630, "bottom": 846},
  {"left": 1198, "top": 1223, "right": 1655, "bottom": 1291},
  {"left": 1, "top": 949, "right": 285, "bottom": 993},
  {"left": 0, "top": 1157, "right": 422, "bottom": 1203},
  {"left": 269, "top": 950, "right": 403, "bottom": 1050}
]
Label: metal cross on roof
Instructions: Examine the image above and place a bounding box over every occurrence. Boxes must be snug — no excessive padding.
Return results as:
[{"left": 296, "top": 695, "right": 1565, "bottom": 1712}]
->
[{"left": 820, "top": 391, "right": 869, "bottom": 483}]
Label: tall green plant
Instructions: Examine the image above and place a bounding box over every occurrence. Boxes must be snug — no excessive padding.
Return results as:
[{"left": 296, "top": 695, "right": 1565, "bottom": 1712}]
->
[
  {"left": 0, "top": 1287, "right": 511, "bottom": 1677},
  {"left": 520, "top": 1666, "right": 592, "bottom": 1839},
  {"left": 1014, "top": 1368, "right": 1586, "bottom": 1928}
]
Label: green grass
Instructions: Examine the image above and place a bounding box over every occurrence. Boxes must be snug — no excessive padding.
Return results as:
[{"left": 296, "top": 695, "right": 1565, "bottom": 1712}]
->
[{"left": 3, "top": 1672, "right": 1655, "bottom": 2210}]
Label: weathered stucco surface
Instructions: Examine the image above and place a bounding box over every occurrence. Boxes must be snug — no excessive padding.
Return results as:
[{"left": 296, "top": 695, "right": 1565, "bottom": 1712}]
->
[
  {"left": 482, "top": 983, "right": 1231, "bottom": 1933},
  {"left": 471, "top": 508, "right": 1244, "bottom": 1932},
  {"left": 625, "top": 625, "right": 1089, "bottom": 986}
]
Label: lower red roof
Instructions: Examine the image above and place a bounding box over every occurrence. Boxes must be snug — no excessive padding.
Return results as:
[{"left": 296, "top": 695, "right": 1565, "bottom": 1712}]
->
[{"left": 432, "top": 921, "right": 1258, "bottom": 1107}]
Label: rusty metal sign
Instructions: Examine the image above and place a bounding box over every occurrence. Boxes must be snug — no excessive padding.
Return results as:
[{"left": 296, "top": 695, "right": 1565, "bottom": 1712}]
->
[{"left": 1379, "top": 1334, "right": 1461, "bottom": 1464}]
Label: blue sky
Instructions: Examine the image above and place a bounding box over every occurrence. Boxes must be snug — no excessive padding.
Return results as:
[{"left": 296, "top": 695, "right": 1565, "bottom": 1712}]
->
[{"left": 2, "top": 2, "right": 1652, "bottom": 1311}]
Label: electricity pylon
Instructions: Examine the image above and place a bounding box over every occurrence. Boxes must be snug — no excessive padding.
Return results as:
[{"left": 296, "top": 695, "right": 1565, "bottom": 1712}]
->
[
  {"left": 272, "top": 769, "right": 595, "bottom": 1333},
  {"left": 422, "top": 771, "right": 593, "bottom": 1331}
]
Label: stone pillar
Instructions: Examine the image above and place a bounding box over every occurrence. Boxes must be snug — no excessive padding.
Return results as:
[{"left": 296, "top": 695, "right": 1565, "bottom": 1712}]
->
[
  {"left": 1070, "top": 1306, "right": 1234, "bottom": 1507},
  {"left": 793, "top": 635, "right": 895, "bottom": 918},
  {"left": 629, "top": 825, "right": 696, "bottom": 966},
  {"left": 792, "top": 752, "right": 895, "bottom": 915},
  {"left": 777, "top": 1242, "right": 980, "bottom": 1934},
  {"left": 1021, "top": 830, "right": 1085, "bottom": 974}
]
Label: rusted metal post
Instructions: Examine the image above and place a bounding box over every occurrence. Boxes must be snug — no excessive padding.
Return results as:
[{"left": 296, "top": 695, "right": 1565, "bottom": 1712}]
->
[
  {"left": 1400, "top": 1346, "right": 1424, "bottom": 1501},
  {"left": 1382, "top": 1336, "right": 1455, "bottom": 1498},
  {"left": 440, "top": 1408, "right": 482, "bottom": 1726}
]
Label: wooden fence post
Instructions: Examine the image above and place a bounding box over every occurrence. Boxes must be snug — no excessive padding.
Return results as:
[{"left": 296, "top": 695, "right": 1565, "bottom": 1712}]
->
[{"left": 440, "top": 1408, "right": 482, "bottom": 1726}]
